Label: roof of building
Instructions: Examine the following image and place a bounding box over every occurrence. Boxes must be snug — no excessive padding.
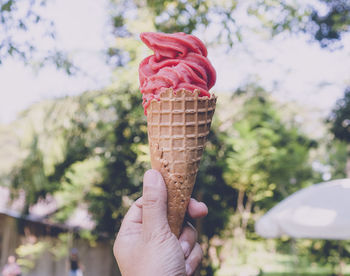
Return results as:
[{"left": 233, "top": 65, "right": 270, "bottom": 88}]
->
[{"left": 0, "top": 186, "right": 95, "bottom": 231}]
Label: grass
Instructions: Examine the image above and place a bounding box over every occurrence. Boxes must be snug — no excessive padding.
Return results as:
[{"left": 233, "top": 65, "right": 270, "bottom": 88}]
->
[{"left": 215, "top": 238, "right": 350, "bottom": 276}]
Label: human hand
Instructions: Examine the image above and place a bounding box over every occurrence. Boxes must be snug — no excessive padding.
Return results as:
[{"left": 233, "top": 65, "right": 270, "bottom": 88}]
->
[{"left": 114, "top": 169, "right": 208, "bottom": 276}]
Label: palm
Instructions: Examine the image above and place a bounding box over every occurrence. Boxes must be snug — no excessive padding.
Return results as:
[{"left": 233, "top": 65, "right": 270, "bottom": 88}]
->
[
  {"left": 114, "top": 170, "right": 208, "bottom": 276},
  {"left": 115, "top": 198, "right": 185, "bottom": 275}
]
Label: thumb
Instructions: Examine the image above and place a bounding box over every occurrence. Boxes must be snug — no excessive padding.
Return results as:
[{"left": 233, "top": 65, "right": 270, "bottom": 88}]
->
[{"left": 142, "top": 169, "right": 169, "bottom": 239}]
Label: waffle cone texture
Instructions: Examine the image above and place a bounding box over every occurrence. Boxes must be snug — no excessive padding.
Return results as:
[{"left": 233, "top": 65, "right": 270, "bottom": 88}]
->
[{"left": 146, "top": 88, "right": 217, "bottom": 237}]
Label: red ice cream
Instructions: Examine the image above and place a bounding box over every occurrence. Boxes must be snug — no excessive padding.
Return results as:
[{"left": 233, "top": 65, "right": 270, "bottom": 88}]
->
[{"left": 139, "top": 32, "right": 216, "bottom": 113}]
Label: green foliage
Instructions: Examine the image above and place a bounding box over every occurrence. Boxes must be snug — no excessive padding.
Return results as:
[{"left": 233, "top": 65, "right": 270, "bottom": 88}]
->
[
  {"left": 248, "top": 0, "right": 309, "bottom": 35},
  {"left": 248, "top": 0, "right": 350, "bottom": 47},
  {"left": 195, "top": 121, "right": 236, "bottom": 239},
  {"left": 311, "top": 0, "right": 350, "bottom": 47},
  {"left": 53, "top": 158, "right": 104, "bottom": 223},
  {"left": 224, "top": 87, "right": 316, "bottom": 211},
  {"left": 84, "top": 89, "right": 149, "bottom": 234},
  {"left": 5, "top": 84, "right": 320, "bottom": 274},
  {"left": 1, "top": 0, "right": 349, "bottom": 72},
  {"left": 16, "top": 240, "right": 50, "bottom": 272},
  {"left": 16, "top": 233, "right": 71, "bottom": 273},
  {"left": 308, "top": 240, "right": 350, "bottom": 266},
  {"left": 109, "top": 0, "right": 350, "bottom": 53},
  {"left": 50, "top": 233, "right": 72, "bottom": 260},
  {"left": 3, "top": 2, "right": 348, "bottom": 273},
  {"left": 11, "top": 135, "right": 49, "bottom": 212},
  {"left": 327, "top": 140, "right": 348, "bottom": 179},
  {"left": 289, "top": 239, "right": 350, "bottom": 275},
  {"left": 17, "top": 88, "right": 149, "bottom": 236},
  {"left": 1, "top": 0, "right": 349, "bottom": 274},
  {"left": 328, "top": 87, "right": 350, "bottom": 143},
  {"left": 145, "top": 0, "right": 210, "bottom": 34},
  {"left": 0, "top": 0, "right": 74, "bottom": 72}
]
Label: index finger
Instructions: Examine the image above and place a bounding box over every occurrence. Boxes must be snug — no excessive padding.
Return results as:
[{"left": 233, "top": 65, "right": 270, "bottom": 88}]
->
[{"left": 187, "top": 198, "right": 208, "bottom": 219}]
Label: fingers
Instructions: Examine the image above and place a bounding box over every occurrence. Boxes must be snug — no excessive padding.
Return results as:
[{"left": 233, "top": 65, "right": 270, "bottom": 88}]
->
[
  {"left": 179, "top": 222, "right": 204, "bottom": 276},
  {"left": 179, "top": 222, "right": 197, "bottom": 258},
  {"left": 187, "top": 198, "right": 208, "bottom": 219},
  {"left": 185, "top": 243, "right": 203, "bottom": 276},
  {"left": 116, "top": 197, "right": 143, "bottom": 239},
  {"left": 122, "top": 197, "right": 143, "bottom": 225},
  {"left": 142, "top": 169, "right": 169, "bottom": 238}
]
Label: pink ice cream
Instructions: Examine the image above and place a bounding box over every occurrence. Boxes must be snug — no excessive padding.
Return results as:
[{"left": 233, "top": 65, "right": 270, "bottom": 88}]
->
[{"left": 139, "top": 32, "right": 216, "bottom": 113}]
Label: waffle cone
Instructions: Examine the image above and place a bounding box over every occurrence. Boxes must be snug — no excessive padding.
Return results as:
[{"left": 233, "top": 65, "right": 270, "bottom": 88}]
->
[{"left": 147, "top": 88, "right": 217, "bottom": 237}]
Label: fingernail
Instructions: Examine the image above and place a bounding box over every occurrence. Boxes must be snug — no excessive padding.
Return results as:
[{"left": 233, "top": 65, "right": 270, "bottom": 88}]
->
[
  {"left": 144, "top": 169, "right": 163, "bottom": 187},
  {"left": 186, "top": 263, "right": 192, "bottom": 275},
  {"left": 186, "top": 221, "right": 195, "bottom": 231},
  {"left": 181, "top": 241, "right": 190, "bottom": 258}
]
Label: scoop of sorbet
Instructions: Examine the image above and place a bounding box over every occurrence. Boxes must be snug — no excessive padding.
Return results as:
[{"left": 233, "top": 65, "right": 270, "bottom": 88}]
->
[{"left": 139, "top": 32, "right": 216, "bottom": 113}]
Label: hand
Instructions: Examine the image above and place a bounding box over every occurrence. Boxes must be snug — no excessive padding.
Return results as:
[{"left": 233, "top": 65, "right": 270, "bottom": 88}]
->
[{"left": 114, "top": 169, "right": 208, "bottom": 276}]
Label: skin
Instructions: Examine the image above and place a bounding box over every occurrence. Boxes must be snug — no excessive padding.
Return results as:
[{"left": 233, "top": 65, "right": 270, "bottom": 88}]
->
[
  {"left": 8, "top": 256, "right": 16, "bottom": 264},
  {"left": 114, "top": 169, "right": 208, "bottom": 276},
  {"left": 2, "top": 256, "right": 20, "bottom": 276}
]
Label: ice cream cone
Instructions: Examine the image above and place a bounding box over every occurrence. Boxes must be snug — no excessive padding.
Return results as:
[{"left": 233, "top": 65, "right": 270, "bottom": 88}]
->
[{"left": 147, "top": 88, "right": 217, "bottom": 237}]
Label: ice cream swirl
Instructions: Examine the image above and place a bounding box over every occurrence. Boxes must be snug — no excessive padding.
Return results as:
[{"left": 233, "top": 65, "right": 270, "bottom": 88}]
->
[{"left": 139, "top": 32, "right": 216, "bottom": 113}]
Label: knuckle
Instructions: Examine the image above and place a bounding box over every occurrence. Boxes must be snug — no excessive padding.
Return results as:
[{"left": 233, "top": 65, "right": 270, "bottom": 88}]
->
[
  {"left": 156, "top": 227, "right": 174, "bottom": 244},
  {"left": 142, "top": 196, "right": 159, "bottom": 209},
  {"left": 117, "top": 226, "right": 142, "bottom": 238},
  {"left": 143, "top": 185, "right": 162, "bottom": 209},
  {"left": 143, "top": 223, "right": 172, "bottom": 244}
]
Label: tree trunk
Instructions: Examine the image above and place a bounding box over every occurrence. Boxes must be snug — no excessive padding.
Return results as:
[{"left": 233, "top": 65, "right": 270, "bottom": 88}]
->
[
  {"left": 237, "top": 189, "right": 245, "bottom": 215},
  {"left": 241, "top": 194, "right": 252, "bottom": 234},
  {"left": 236, "top": 189, "right": 252, "bottom": 237},
  {"left": 234, "top": 189, "right": 245, "bottom": 240}
]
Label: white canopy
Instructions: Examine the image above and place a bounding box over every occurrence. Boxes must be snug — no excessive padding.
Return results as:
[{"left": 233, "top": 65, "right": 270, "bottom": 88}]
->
[{"left": 255, "top": 178, "right": 350, "bottom": 240}]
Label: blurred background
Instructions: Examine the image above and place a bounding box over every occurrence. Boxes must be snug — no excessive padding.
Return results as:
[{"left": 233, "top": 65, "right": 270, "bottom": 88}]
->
[{"left": 0, "top": 0, "right": 349, "bottom": 275}]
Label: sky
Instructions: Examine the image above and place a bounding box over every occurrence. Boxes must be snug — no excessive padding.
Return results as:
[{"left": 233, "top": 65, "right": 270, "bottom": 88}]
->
[{"left": 0, "top": 0, "right": 349, "bottom": 124}]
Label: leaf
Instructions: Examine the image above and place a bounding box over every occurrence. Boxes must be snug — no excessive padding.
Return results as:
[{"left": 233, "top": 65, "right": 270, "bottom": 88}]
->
[{"left": 1, "top": 0, "right": 13, "bottom": 12}]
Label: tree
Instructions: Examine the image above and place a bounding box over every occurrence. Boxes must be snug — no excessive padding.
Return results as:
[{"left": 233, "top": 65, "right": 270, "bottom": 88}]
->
[
  {"left": 311, "top": 0, "right": 350, "bottom": 47},
  {"left": 5, "top": 82, "right": 323, "bottom": 275},
  {"left": 329, "top": 87, "right": 350, "bottom": 143},
  {"left": 249, "top": 0, "right": 350, "bottom": 47},
  {"left": 328, "top": 87, "right": 350, "bottom": 177},
  {"left": 0, "top": 0, "right": 74, "bottom": 72},
  {"left": 11, "top": 135, "right": 48, "bottom": 213},
  {"left": 224, "top": 86, "right": 316, "bottom": 238},
  {"left": 2, "top": 0, "right": 349, "bottom": 71},
  {"left": 84, "top": 89, "right": 149, "bottom": 234},
  {"left": 303, "top": 239, "right": 350, "bottom": 276},
  {"left": 4, "top": 0, "right": 343, "bottom": 274},
  {"left": 7, "top": 88, "right": 149, "bottom": 235},
  {"left": 194, "top": 118, "right": 237, "bottom": 275},
  {"left": 109, "top": 0, "right": 350, "bottom": 51}
]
